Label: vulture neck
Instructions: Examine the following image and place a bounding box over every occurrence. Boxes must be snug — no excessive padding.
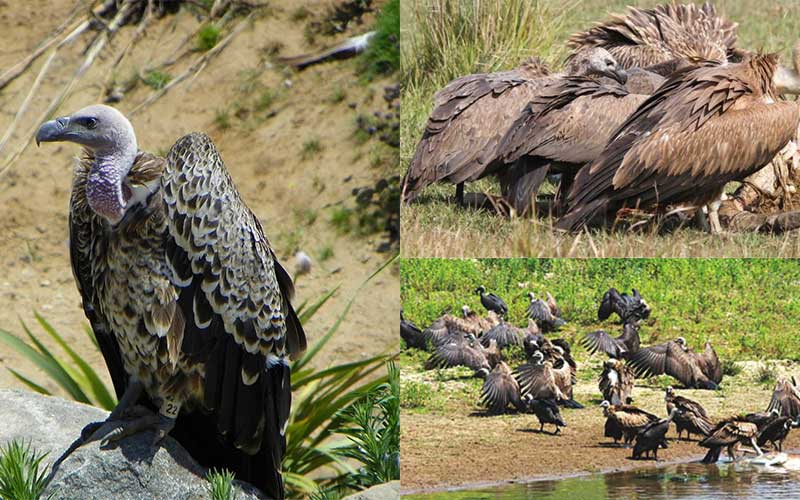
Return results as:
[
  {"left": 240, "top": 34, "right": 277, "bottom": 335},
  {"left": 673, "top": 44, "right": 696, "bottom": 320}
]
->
[{"left": 85, "top": 142, "right": 138, "bottom": 225}]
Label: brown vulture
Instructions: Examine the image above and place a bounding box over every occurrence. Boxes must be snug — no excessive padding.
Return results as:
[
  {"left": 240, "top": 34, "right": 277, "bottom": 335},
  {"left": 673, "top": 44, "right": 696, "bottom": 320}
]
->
[
  {"left": 401, "top": 310, "right": 426, "bottom": 350},
  {"left": 700, "top": 418, "right": 762, "bottom": 463},
  {"left": 424, "top": 306, "right": 499, "bottom": 347},
  {"left": 516, "top": 350, "right": 581, "bottom": 409},
  {"left": 402, "top": 48, "right": 628, "bottom": 207},
  {"left": 664, "top": 386, "right": 713, "bottom": 440},
  {"left": 558, "top": 50, "right": 800, "bottom": 233},
  {"left": 526, "top": 292, "right": 566, "bottom": 332},
  {"left": 757, "top": 415, "right": 796, "bottom": 452},
  {"left": 632, "top": 407, "right": 680, "bottom": 460},
  {"left": 582, "top": 323, "right": 641, "bottom": 359},
  {"left": 524, "top": 395, "right": 567, "bottom": 435},
  {"left": 767, "top": 377, "right": 800, "bottom": 418},
  {"left": 35, "top": 105, "right": 306, "bottom": 498},
  {"left": 597, "top": 288, "right": 651, "bottom": 325},
  {"left": 480, "top": 321, "right": 524, "bottom": 350},
  {"left": 600, "top": 400, "right": 660, "bottom": 446},
  {"left": 599, "top": 359, "right": 635, "bottom": 406},
  {"left": 480, "top": 361, "right": 524, "bottom": 414},
  {"left": 628, "top": 337, "right": 721, "bottom": 390},
  {"left": 425, "top": 335, "right": 500, "bottom": 374}
]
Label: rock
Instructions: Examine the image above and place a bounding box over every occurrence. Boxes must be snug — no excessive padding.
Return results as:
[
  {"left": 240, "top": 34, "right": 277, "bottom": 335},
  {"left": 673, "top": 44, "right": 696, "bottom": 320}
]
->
[
  {"left": 343, "top": 481, "right": 400, "bottom": 500},
  {"left": 0, "top": 390, "right": 265, "bottom": 500}
]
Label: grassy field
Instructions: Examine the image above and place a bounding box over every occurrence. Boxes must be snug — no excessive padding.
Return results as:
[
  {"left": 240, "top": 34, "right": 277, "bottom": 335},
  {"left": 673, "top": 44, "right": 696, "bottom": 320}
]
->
[
  {"left": 400, "top": 258, "right": 800, "bottom": 489},
  {"left": 400, "top": 0, "right": 800, "bottom": 257}
]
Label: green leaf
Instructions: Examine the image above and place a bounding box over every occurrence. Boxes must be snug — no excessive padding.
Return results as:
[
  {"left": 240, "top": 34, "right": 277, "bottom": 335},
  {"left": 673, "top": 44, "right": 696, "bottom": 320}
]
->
[{"left": 7, "top": 369, "right": 51, "bottom": 395}]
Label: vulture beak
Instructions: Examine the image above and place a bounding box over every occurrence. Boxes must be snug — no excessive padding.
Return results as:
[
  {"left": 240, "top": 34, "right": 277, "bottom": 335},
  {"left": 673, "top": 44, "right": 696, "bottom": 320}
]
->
[
  {"left": 610, "top": 68, "right": 628, "bottom": 85},
  {"left": 35, "top": 116, "right": 70, "bottom": 146}
]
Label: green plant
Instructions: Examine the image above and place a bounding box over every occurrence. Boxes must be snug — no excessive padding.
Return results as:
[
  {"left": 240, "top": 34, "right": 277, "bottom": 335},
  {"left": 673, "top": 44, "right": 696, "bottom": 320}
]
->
[
  {"left": 255, "top": 89, "right": 276, "bottom": 112},
  {"left": 143, "top": 70, "right": 171, "bottom": 90},
  {"left": 756, "top": 363, "right": 777, "bottom": 386},
  {"left": 359, "top": 0, "right": 399, "bottom": 80},
  {"left": 401, "top": 380, "right": 434, "bottom": 409},
  {"left": 197, "top": 24, "right": 221, "bottom": 51},
  {"left": 214, "top": 109, "right": 231, "bottom": 130},
  {"left": 301, "top": 138, "right": 323, "bottom": 160},
  {"left": 0, "top": 441, "right": 54, "bottom": 500},
  {"left": 206, "top": 468, "right": 236, "bottom": 500},
  {"left": 318, "top": 245, "right": 334, "bottom": 262},
  {"left": 722, "top": 359, "right": 743, "bottom": 377}
]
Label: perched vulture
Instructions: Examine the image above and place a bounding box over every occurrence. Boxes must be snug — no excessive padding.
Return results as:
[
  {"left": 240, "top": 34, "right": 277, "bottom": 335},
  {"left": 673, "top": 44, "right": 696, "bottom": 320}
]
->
[
  {"left": 597, "top": 288, "right": 651, "bottom": 325},
  {"left": 476, "top": 286, "right": 508, "bottom": 317},
  {"left": 582, "top": 323, "right": 640, "bottom": 359},
  {"left": 402, "top": 48, "right": 627, "bottom": 206},
  {"left": 35, "top": 105, "right": 306, "bottom": 498},
  {"left": 757, "top": 415, "right": 796, "bottom": 452},
  {"left": 567, "top": 3, "right": 737, "bottom": 71},
  {"left": 496, "top": 76, "right": 649, "bottom": 212},
  {"left": 628, "top": 337, "right": 721, "bottom": 390},
  {"left": 401, "top": 310, "right": 427, "bottom": 349},
  {"left": 558, "top": 51, "right": 800, "bottom": 233},
  {"left": 700, "top": 419, "right": 761, "bottom": 463},
  {"left": 632, "top": 407, "right": 680, "bottom": 460},
  {"left": 525, "top": 395, "right": 567, "bottom": 435},
  {"left": 600, "top": 400, "right": 659, "bottom": 446},
  {"left": 767, "top": 377, "right": 800, "bottom": 418},
  {"left": 480, "top": 321, "right": 523, "bottom": 350},
  {"left": 526, "top": 292, "right": 566, "bottom": 332},
  {"left": 480, "top": 361, "right": 524, "bottom": 414},
  {"left": 599, "top": 359, "right": 635, "bottom": 406},
  {"left": 664, "top": 386, "right": 713, "bottom": 440}
]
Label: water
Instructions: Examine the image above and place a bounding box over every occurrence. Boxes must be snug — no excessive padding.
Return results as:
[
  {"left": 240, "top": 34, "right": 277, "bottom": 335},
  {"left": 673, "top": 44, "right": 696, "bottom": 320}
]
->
[{"left": 405, "top": 457, "right": 800, "bottom": 499}]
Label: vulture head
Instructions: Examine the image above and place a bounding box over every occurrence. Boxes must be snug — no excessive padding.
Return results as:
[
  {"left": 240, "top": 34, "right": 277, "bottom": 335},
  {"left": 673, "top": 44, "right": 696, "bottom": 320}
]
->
[
  {"left": 461, "top": 305, "right": 471, "bottom": 318},
  {"left": 772, "top": 41, "right": 800, "bottom": 95},
  {"left": 600, "top": 400, "right": 612, "bottom": 415},
  {"left": 475, "top": 285, "right": 486, "bottom": 295},
  {"left": 36, "top": 104, "right": 139, "bottom": 224},
  {"left": 665, "top": 386, "right": 675, "bottom": 399},
  {"left": 531, "top": 350, "right": 545, "bottom": 365},
  {"left": 565, "top": 47, "right": 627, "bottom": 84},
  {"left": 675, "top": 337, "right": 688, "bottom": 350}
]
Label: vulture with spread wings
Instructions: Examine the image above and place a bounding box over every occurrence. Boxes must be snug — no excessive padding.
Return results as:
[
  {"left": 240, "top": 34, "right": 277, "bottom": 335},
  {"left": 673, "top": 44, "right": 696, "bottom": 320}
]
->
[{"left": 628, "top": 338, "right": 721, "bottom": 390}]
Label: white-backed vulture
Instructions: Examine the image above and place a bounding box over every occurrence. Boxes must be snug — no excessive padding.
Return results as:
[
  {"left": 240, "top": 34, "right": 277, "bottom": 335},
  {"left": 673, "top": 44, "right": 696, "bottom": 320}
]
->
[
  {"left": 402, "top": 49, "right": 628, "bottom": 205},
  {"left": 632, "top": 407, "right": 680, "bottom": 460},
  {"left": 582, "top": 323, "right": 641, "bottom": 359},
  {"left": 425, "top": 335, "right": 499, "bottom": 373},
  {"left": 480, "top": 361, "right": 524, "bottom": 414},
  {"left": 526, "top": 292, "right": 566, "bottom": 332},
  {"left": 559, "top": 51, "right": 800, "bottom": 233},
  {"left": 598, "top": 288, "right": 651, "bottom": 325},
  {"left": 476, "top": 285, "right": 508, "bottom": 316},
  {"left": 525, "top": 395, "right": 567, "bottom": 435},
  {"left": 767, "top": 377, "right": 800, "bottom": 418},
  {"left": 600, "top": 400, "right": 659, "bottom": 445},
  {"left": 665, "top": 386, "right": 713, "bottom": 440},
  {"left": 480, "top": 321, "right": 523, "bottom": 350},
  {"left": 599, "top": 359, "right": 635, "bottom": 406},
  {"left": 628, "top": 337, "right": 721, "bottom": 390},
  {"left": 516, "top": 350, "right": 581, "bottom": 408},
  {"left": 700, "top": 418, "right": 761, "bottom": 463},
  {"left": 35, "top": 105, "right": 306, "bottom": 498},
  {"left": 567, "top": 3, "right": 737, "bottom": 71}
]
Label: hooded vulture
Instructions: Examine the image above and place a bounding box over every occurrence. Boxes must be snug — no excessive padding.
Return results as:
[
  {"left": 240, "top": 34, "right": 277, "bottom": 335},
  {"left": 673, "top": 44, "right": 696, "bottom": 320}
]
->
[
  {"left": 558, "top": 51, "right": 800, "bottom": 233},
  {"left": 628, "top": 338, "right": 721, "bottom": 390},
  {"left": 598, "top": 288, "right": 651, "bottom": 325},
  {"left": 632, "top": 407, "right": 680, "bottom": 460},
  {"left": 582, "top": 323, "right": 641, "bottom": 360},
  {"left": 35, "top": 105, "right": 306, "bottom": 498},
  {"left": 525, "top": 395, "right": 567, "bottom": 435},
  {"left": 700, "top": 418, "right": 762, "bottom": 463},
  {"left": 526, "top": 292, "right": 566, "bottom": 332},
  {"left": 665, "top": 386, "right": 713, "bottom": 440},
  {"left": 476, "top": 286, "right": 508, "bottom": 317},
  {"left": 401, "top": 310, "right": 427, "bottom": 350},
  {"left": 600, "top": 400, "right": 659, "bottom": 446},
  {"left": 767, "top": 377, "right": 800, "bottom": 418},
  {"left": 567, "top": 2, "right": 737, "bottom": 72},
  {"left": 599, "top": 359, "right": 635, "bottom": 406},
  {"left": 402, "top": 49, "right": 629, "bottom": 207},
  {"left": 480, "top": 361, "right": 524, "bottom": 414}
]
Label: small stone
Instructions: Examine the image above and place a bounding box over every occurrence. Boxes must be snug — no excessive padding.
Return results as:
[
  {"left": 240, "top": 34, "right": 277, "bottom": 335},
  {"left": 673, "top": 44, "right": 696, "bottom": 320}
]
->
[{"left": 40, "top": 280, "right": 51, "bottom": 287}]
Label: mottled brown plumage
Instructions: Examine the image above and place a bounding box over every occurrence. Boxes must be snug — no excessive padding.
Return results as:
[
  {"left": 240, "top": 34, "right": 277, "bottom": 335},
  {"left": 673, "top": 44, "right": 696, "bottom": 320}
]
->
[
  {"left": 768, "top": 377, "right": 800, "bottom": 418},
  {"left": 628, "top": 338, "right": 721, "bottom": 390},
  {"left": 599, "top": 359, "right": 635, "bottom": 406},
  {"left": 600, "top": 400, "right": 659, "bottom": 445},
  {"left": 559, "top": 54, "right": 800, "bottom": 232},
  {"left": 665, "top": 386, "right": 713, "bottom": 440},
  {"left": 700, "top": 418, "right": 761, "bottom": 462},
  {"left": 480, "top": 361, "right": 523, "bottom": 414},
  {"left": 568, "top": 3, "right": 737, "bottom": 70}
]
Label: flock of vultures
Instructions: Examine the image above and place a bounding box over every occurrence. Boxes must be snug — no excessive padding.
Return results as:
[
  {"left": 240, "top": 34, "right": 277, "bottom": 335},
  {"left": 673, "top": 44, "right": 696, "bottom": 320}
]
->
[
  {"left": 401, "top": 287, "right": 800, "bottom": 463},
  {"left": 401, "top": 2, "right": 800, "bottom": 233}
]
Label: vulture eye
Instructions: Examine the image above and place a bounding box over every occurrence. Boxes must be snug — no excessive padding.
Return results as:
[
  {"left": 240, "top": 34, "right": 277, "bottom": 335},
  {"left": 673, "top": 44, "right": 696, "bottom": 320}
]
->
[{"left": 86, "top": 117, "right": 98, "bottom": 130}]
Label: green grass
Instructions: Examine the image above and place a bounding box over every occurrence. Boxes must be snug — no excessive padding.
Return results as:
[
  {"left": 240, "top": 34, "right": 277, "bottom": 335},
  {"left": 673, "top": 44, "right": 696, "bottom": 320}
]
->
[
  {"left": 0, "top": 441, "right": 53, "bottom": 500},
  {"left": 142, "top": 70, "right": 171, "bottom": 90},
  {"left": 214, "top": 109, "right": 231, "bottom": 130},
  {"left": 359, "top": 0, "right": 400, "bottom": 80},
  {"left": 301, "top": 137, "right": 323, "bottom": 160},
  {"left": 206, "top": 469, "right": 236, "bottom": 500},
  {"left": 197, "top": 24, "right": 221, "bottom": 52},
  {"left": 318, "top": 245, "right": 334, "bottom": 262},
  {"left": 401, "top": 0, "right": 800, "bottom": 257}
]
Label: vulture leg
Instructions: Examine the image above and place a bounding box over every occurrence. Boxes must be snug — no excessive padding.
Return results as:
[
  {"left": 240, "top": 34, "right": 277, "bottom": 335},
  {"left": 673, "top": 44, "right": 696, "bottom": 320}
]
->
[
  {"left": 80, "top": 380, "right": 146, "bottom": 444},
  {"left": 750, "top": 438, "right": 764, "bottom": 457},
  {"left": 456, "top": 182, "right": 465, "bottom": 206},
  {"left": 694, "top": 208, "right": 711, "bottom": 233},
  {"left": 540, "top": 423, "right": 545, "bottom": 433},
  {"left": 707, "top": 196, "right": 725, "bottom": 234},
  {"left": 727, "top": 445, "right": 736, "bottom": 461}
]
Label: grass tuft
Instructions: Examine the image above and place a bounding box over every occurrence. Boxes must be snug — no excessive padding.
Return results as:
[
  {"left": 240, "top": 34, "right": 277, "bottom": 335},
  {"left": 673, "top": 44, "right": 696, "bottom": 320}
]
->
[
  {"left": 206, "top": 469, "right": 236, "bottom": 500},
  {"left": 301, "top": 137, "right": 323, "bottom": 160},
  {"left": 360, "top": 0, "right": 400, "bottom": 80},
  {"left": 197, "top": 24, "right": 221, "bottom": 51},
  {"left": 214, "top": 109, "right": 231, "bottom": 130},
  {"left": 142, "top": 70, "right": 171, "bottom": 90},
  {"left": 0, "top": 441, "right": 54, "bottom": 500}
]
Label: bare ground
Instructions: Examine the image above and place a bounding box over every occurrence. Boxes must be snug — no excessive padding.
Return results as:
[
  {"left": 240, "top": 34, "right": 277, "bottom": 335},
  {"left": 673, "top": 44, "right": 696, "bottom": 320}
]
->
[{"left": 0, "top": 0, "right": 398, "bottom": 394}]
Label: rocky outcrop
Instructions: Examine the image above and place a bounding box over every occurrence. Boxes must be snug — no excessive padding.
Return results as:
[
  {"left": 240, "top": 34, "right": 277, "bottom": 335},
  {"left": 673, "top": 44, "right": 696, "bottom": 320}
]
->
[{"left": 343, "top": 481, "right": 400, "bottom": 500}]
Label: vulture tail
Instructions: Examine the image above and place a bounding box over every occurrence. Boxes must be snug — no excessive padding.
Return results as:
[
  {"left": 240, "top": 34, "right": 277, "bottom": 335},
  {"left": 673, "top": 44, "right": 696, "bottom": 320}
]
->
[
  {"left": 701, "top": 446, "right": 721, "bottom": 464},
  {"left": 560, "top": 399, "right": 584, "bottom": 409},
  {"left": 556, "top": 198, "right": 610, "bottom": 232}
]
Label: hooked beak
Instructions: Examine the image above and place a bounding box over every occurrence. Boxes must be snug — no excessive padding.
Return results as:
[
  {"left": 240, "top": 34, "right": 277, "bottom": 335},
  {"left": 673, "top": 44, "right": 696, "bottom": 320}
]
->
[
  {"left": 609, "top": 68, "right": 628, "bottom": 85},
  {"left": 35, "top": 116, "right": 70, "bottom": 146}
]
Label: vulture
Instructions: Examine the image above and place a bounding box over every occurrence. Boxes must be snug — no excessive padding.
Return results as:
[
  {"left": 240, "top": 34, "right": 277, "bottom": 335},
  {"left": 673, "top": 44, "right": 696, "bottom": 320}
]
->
[
  {"left": 628, "top": 337, "right": 721, "bottom": 390},
  {"left": 740, "top": 409, "right": 781, "bottom": 432},
  {"left": 700, "top": 418, "right": 762, "bottom": 463},
  {"left": 567, "top": 3, "right": 737, "bottom": 72},
  {"left": 526, "top": 292, "right": 566, "bottom": 332},
  {"left": 600, "top": 400, "right": 659, "bottom": 446},
  {"left": 476, "top": 286, "right": 508, "bottom": 317},
  {"left": 279, "top": 31, "right": 375, "bottom": 70},
  {"left": 632, "top": 407, "right": 680, "bottom": 460},
  {"left": 664, "top": 386, "right": 713, "bottom": 440},
  {"left": 524, "top": 395, "right": 567, "bottom": 435},
  {"left": 767, "top": 377, "right": 800, "bottom": 418},
  {"left": 599, "top": 359, "right": 635, "bottom": 406},
  {"left": 400, "top": 310, "right": 427, "bottom": 350},
  {"left": 424, "top": 306, "right": 498, "bottom": 346},
  {"left": 582, "top": 323, "right": 640, "bottom": 359},
  {"left": 558, "top": 49, "right": 800, "bottom": 233},
  {"left": 402, "top": 48, "right": 628, "bottom": 207},
  {"left": 516, "top": 350, "right": 581, "bottom": 408},
  {"left": 462, "top": 306, "right": 502, "bottom": 333},
  {"left": 425, "top": 335, "right": 500, "bottom": 374},
  {"left": 35, "top": 105, "right": 306, "bottom": 498},
  {"left": 480, "top": 361, "right": 524, "bottom": 414},
  {"left": 496, "top": 75, "right": 650, "bottom": 213},
  {"left": 480, "top": 321, "right": 523, "bottom": 350},
  {"left": 597, "top": 288, "right": 651, "bottom": 325},
  {"left": 757, "top": 415, "right": 796, "bottom": 452}
]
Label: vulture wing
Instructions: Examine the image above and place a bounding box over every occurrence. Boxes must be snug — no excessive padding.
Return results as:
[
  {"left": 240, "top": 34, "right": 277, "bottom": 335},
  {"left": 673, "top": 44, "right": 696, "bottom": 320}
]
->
[
  {"left": 582, "top": 330, "right": 623, "bottom": 358},
  {"left": 768, "top": 379, "right": 800, "bottom": 418},
  {"left": 480, "top": 362, "right": 523, "bottom": 413},
  {"left": 515, "top": 363, "right": 565, "bottom": 401},
  {"left": 425, "top": 342, "right": 489, "bottom": 371},
  {"left": 480, "top": 323, "right": 523, "bottom": 349}
]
